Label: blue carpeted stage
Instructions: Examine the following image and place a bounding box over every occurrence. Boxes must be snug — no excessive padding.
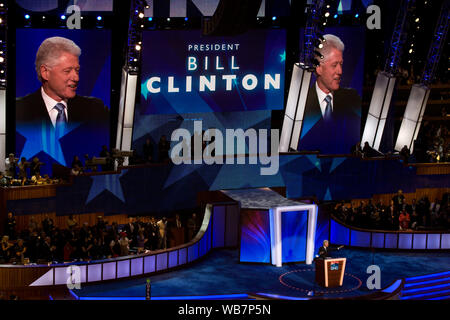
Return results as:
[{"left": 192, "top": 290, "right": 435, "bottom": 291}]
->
[{"left": 74, "top": 248, "right": 450, "bottom": 300}]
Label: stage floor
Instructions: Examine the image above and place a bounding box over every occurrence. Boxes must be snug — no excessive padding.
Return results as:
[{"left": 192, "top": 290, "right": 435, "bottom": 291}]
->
[{"left": 74, "top": 248, "right": 450, "bottom": 300}]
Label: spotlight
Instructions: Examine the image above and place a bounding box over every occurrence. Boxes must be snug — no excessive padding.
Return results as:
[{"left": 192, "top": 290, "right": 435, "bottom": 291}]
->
[
  {"left": 0, "top": 57, "right": 4, "bottom": 63},
  {"left": 185, "top": 17, "right": 188, "bottom": 21},
  {"left": 324, "top": 12, "right": 330, "bottom": 17},
  {"left": 272, "top": 16, "right": 277, "bottom": 21},
  {"left": 97, "top": 16, "right": 102, "bottom": 21},
  {"left": 415, "top": 17, "right": 419, "bottom": 22},
  {"left": 42, "top": 16, "right": 46, "bottom": 20},
  {"left": 409, "top": 49, "right": 413, "bottom": 53},
  {"left": 167, "top": 18, "right": 171, "bottom": 22},
  {"left": 355, "top": 13, "right": 359, "bottom": 18},
  {"left": 25, "top": 14, "right": 30, "bottom": 19},
  {"left": 138, "top": 12, "right": 145, "bottom": 19},
  {"left": 135, "top": 44, "right": 141, "bottom": 51},
  {"left": 334, "top": 14, "right": 338, "bottom": 19},
  {"left": 61, "top": 15, "right": 66, "bottom": 20},
  {"left": 148, "top": 17, "right": 153, "bottom": 21}
]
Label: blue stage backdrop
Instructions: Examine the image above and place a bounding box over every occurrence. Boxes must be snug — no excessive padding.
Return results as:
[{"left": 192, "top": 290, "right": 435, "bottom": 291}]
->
[
  {"left": 15, "top": 28, "right": 111, "bottom": 172},
  {"left": 297, "top": 26, "right": 365, "bottom": 154},
  {"left": 240, "top": 210, "right": 271, "bottom": 263}
]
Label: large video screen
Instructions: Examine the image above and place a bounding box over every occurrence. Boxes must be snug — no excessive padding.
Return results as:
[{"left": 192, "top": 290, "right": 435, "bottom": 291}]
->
[
  {"left": 297, "top": 26, "right": 365, "bottom": 154},
  {"left": 133, "top": 28, "right": 285, "bottom": 160},
  {"left": 139, "top": 29, "right": 286, "bottom": 114},
  {"left": 15, "top": 29, "right": 111, "bottom": 172}
]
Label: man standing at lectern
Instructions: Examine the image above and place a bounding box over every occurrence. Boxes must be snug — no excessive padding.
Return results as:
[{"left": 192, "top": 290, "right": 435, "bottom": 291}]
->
[
  {"left": 318, "top": 240, "right": 344, "bottom": 259},
  {"left": 298, "top": 34, "right": 361, "bottom": 154}
]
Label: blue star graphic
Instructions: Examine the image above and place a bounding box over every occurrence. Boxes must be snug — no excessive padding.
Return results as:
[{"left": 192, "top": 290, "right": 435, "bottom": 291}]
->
[
  {"left": 86, "top": 169, "right": 127, "bottom": 204},
  {"left": 17, "top": 122, "right": 80, "bottom": 166}
]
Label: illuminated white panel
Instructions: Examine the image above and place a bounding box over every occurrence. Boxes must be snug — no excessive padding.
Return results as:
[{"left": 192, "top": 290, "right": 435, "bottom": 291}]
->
[
  {"left": 361, "top": 72, "right": 396, "bottom": 150},
  {"left": 395, "top": 84, "right": 430, "bottom": 152},
  {"left": 121, "top": 128, "right": 134, "bottom": 151},
  {"left": 87, "top": 264, "right": 102, "bottom": 282},
  {"left": 131, "top": 257, "right": 144, "bottom": 276},
  {"left": 170, "top": 0, "right": 186, "bottom": 17},
  {"left": 144, "top": 0, "right": 153, "bottom": 17},
  {"left": 102, "top": 261, "right": 117, "bottom": 280},
  {"left": 169, "top": 251, "right": 178, "bottom": 268},
  {"left": 279, "top": 117, "right": 294, "bottom": 152},
  {"left": 373, "top": 119, "right": 386, "bottom": 149},
  {"left": 257, "top": 0, "right": 265, "bottom": 17},
  {"left": 403, "top": 85, "right": 429, "bottom": 121},
  {"left": 361, "top": 114, "right": 379, "bottom": 146},
  {"left": 413, "top": 234, "right": 426, "bottom": 249},
  {"left": 427, "top": 234, "right": 440, "bottom": 249},
  {"left": 29, "top": 268, "right": 53, "bottom": 286},
  {"left": 441, "top": 234, "right": 450, "bottom": 249},
  {"left": 398, "top": 233, "right": 413, "bottom": 249},
  {"left": 179, "top": 248, "right": 187, "bottom": 265},
  {"left": 115, "top": 68, "right": 127, "bottom": 149},
  {"left": 279, "top": 64, "right": 312, "bottom": 152},
  {"left": 0, "top": 89, "right": 5, "bottom": 133},
  {"left": 395, "top": 118, "right": 418, "bottom": 152},
  {"left": 117, "top": 260, "right": 130, "bottom": 278},
  {"left": 123, "top": 74, "right": 137, "bottom": 127},
  {"left": 156, "top": 253, "right": 168, "bottom": 271},
  {"left": 144, "top": 255, "right": 156, "bottom": 273},
  {"left": 0, "top": 135, "right": 5, "bottom": 173},
  {"left": 190, "top": 0, "right": 220, "bottom": 16},
  {"left": 385, "top": 233, "right": 398, "bottom": 249},
  {"left": 290, "top": 120, "right": 303, "bottom": 151},
  {"left": 69, "top": 0, "right": 113, "bottom": 11},
  {"left": 54, "top": 266, "right": 70, "bottom": 285},
  {"left": 79, "top": 265, "right": 87, "bottom": 283}
]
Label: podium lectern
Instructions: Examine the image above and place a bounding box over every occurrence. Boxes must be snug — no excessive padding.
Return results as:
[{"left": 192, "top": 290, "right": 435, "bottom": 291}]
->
[{"left": 315, "top": 258, "right": 346, "bottom": 287}]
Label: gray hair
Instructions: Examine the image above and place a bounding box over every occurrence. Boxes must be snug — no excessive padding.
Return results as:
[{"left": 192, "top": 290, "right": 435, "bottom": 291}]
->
[
  {"left": 323, "top": 240, "right": 329, "bottom": 245},
  {"left": 35, "top": 36, "right": 81, "bottom": 82},
  {"left": 316, "top": 34, "right": 344, "bottom": 63}
]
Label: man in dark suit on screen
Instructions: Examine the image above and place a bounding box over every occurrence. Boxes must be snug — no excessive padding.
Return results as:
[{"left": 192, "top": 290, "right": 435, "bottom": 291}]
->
[
  {"left": 16, "top": 36, "right": 109, "bottom": 167},
  {"left": 298, "top": 34, "right": 361, "bottom": 155}
]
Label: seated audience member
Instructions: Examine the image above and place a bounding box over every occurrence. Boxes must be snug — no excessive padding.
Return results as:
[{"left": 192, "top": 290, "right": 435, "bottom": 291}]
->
[
  {"left": 30, "top": 172, "right": 44, "bottom": 185},
  {"left": 158, "top": 135, "right": 170, "bottom": 163},
  {"left": 66, "top": 215, "right": 78, "bottom": 230},
  {"left": 0, "top": 172, "right": 9, "bottom": 187},
  {"left": 71, "top": 164, "right": 82, "bottom": 176},
  {"left": 18, "top": 157, "right": 29, "bottom": 180},
  {"left": 13, "top": 239, "right": 27, "bottom": 264},
  {"left": 400, "top": 145, "right": 410, "bottom": 162},
  {"left": 118, "top": 232, "right": 131, "bottom": 256},
  {"left": 351, "top": 142, "right": 363, "bottom": 156},
  {"left": 5, "top": 212, "right": 16, "bottom": 240},
  {"left": 136, "top": 229, "right": 147, "bottom": 254},
  {"left": 410, "top": 210, "right": 420, "bottom": 230},
  {"left": 71, "top": 155, "right": 83, "bottom": 170},
  {"left": 0, "top": 235, "right": 13, "bottom": 263},
  {"left": 142, "top": 138, "right": 154, "bottom": 163},
  {"left": 30, "top": 157, "right": 42, "bottom": 177},
  {"left": 399, "top": 210, "right": 411, "bottom": 231},
  {"left": 5, "top": 153, "right": 18, "bottom": 178},
  {"left": 157, "top": 217, "right": 168, "bottom": 250}
]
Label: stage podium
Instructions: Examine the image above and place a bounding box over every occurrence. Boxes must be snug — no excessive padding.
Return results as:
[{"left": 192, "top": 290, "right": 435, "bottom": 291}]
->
[{"left": 315, "top": 258, "right": 346, "bottom": 287}]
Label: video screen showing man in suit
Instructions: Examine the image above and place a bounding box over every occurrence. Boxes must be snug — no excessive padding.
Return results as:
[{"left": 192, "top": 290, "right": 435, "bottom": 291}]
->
[
  {"left": 15, "top": 33, "right": 110, "bottom": 174},
  {"left": 297, "top": 34, "right": 362, "bottom": 155}
]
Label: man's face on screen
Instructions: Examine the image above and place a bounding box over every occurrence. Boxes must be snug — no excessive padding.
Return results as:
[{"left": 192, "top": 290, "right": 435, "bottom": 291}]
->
[
  {"left": 41, "top": 51, "right": 80, "bottom": 101},
  {"left": 316, "top": 47, "right": 343, "bottom": 94}
]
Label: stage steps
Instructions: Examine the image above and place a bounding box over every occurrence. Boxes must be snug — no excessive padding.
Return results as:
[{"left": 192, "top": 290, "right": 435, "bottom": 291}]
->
[{"left": 401, "top": 271, "right": 450, "bottom": 300}]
